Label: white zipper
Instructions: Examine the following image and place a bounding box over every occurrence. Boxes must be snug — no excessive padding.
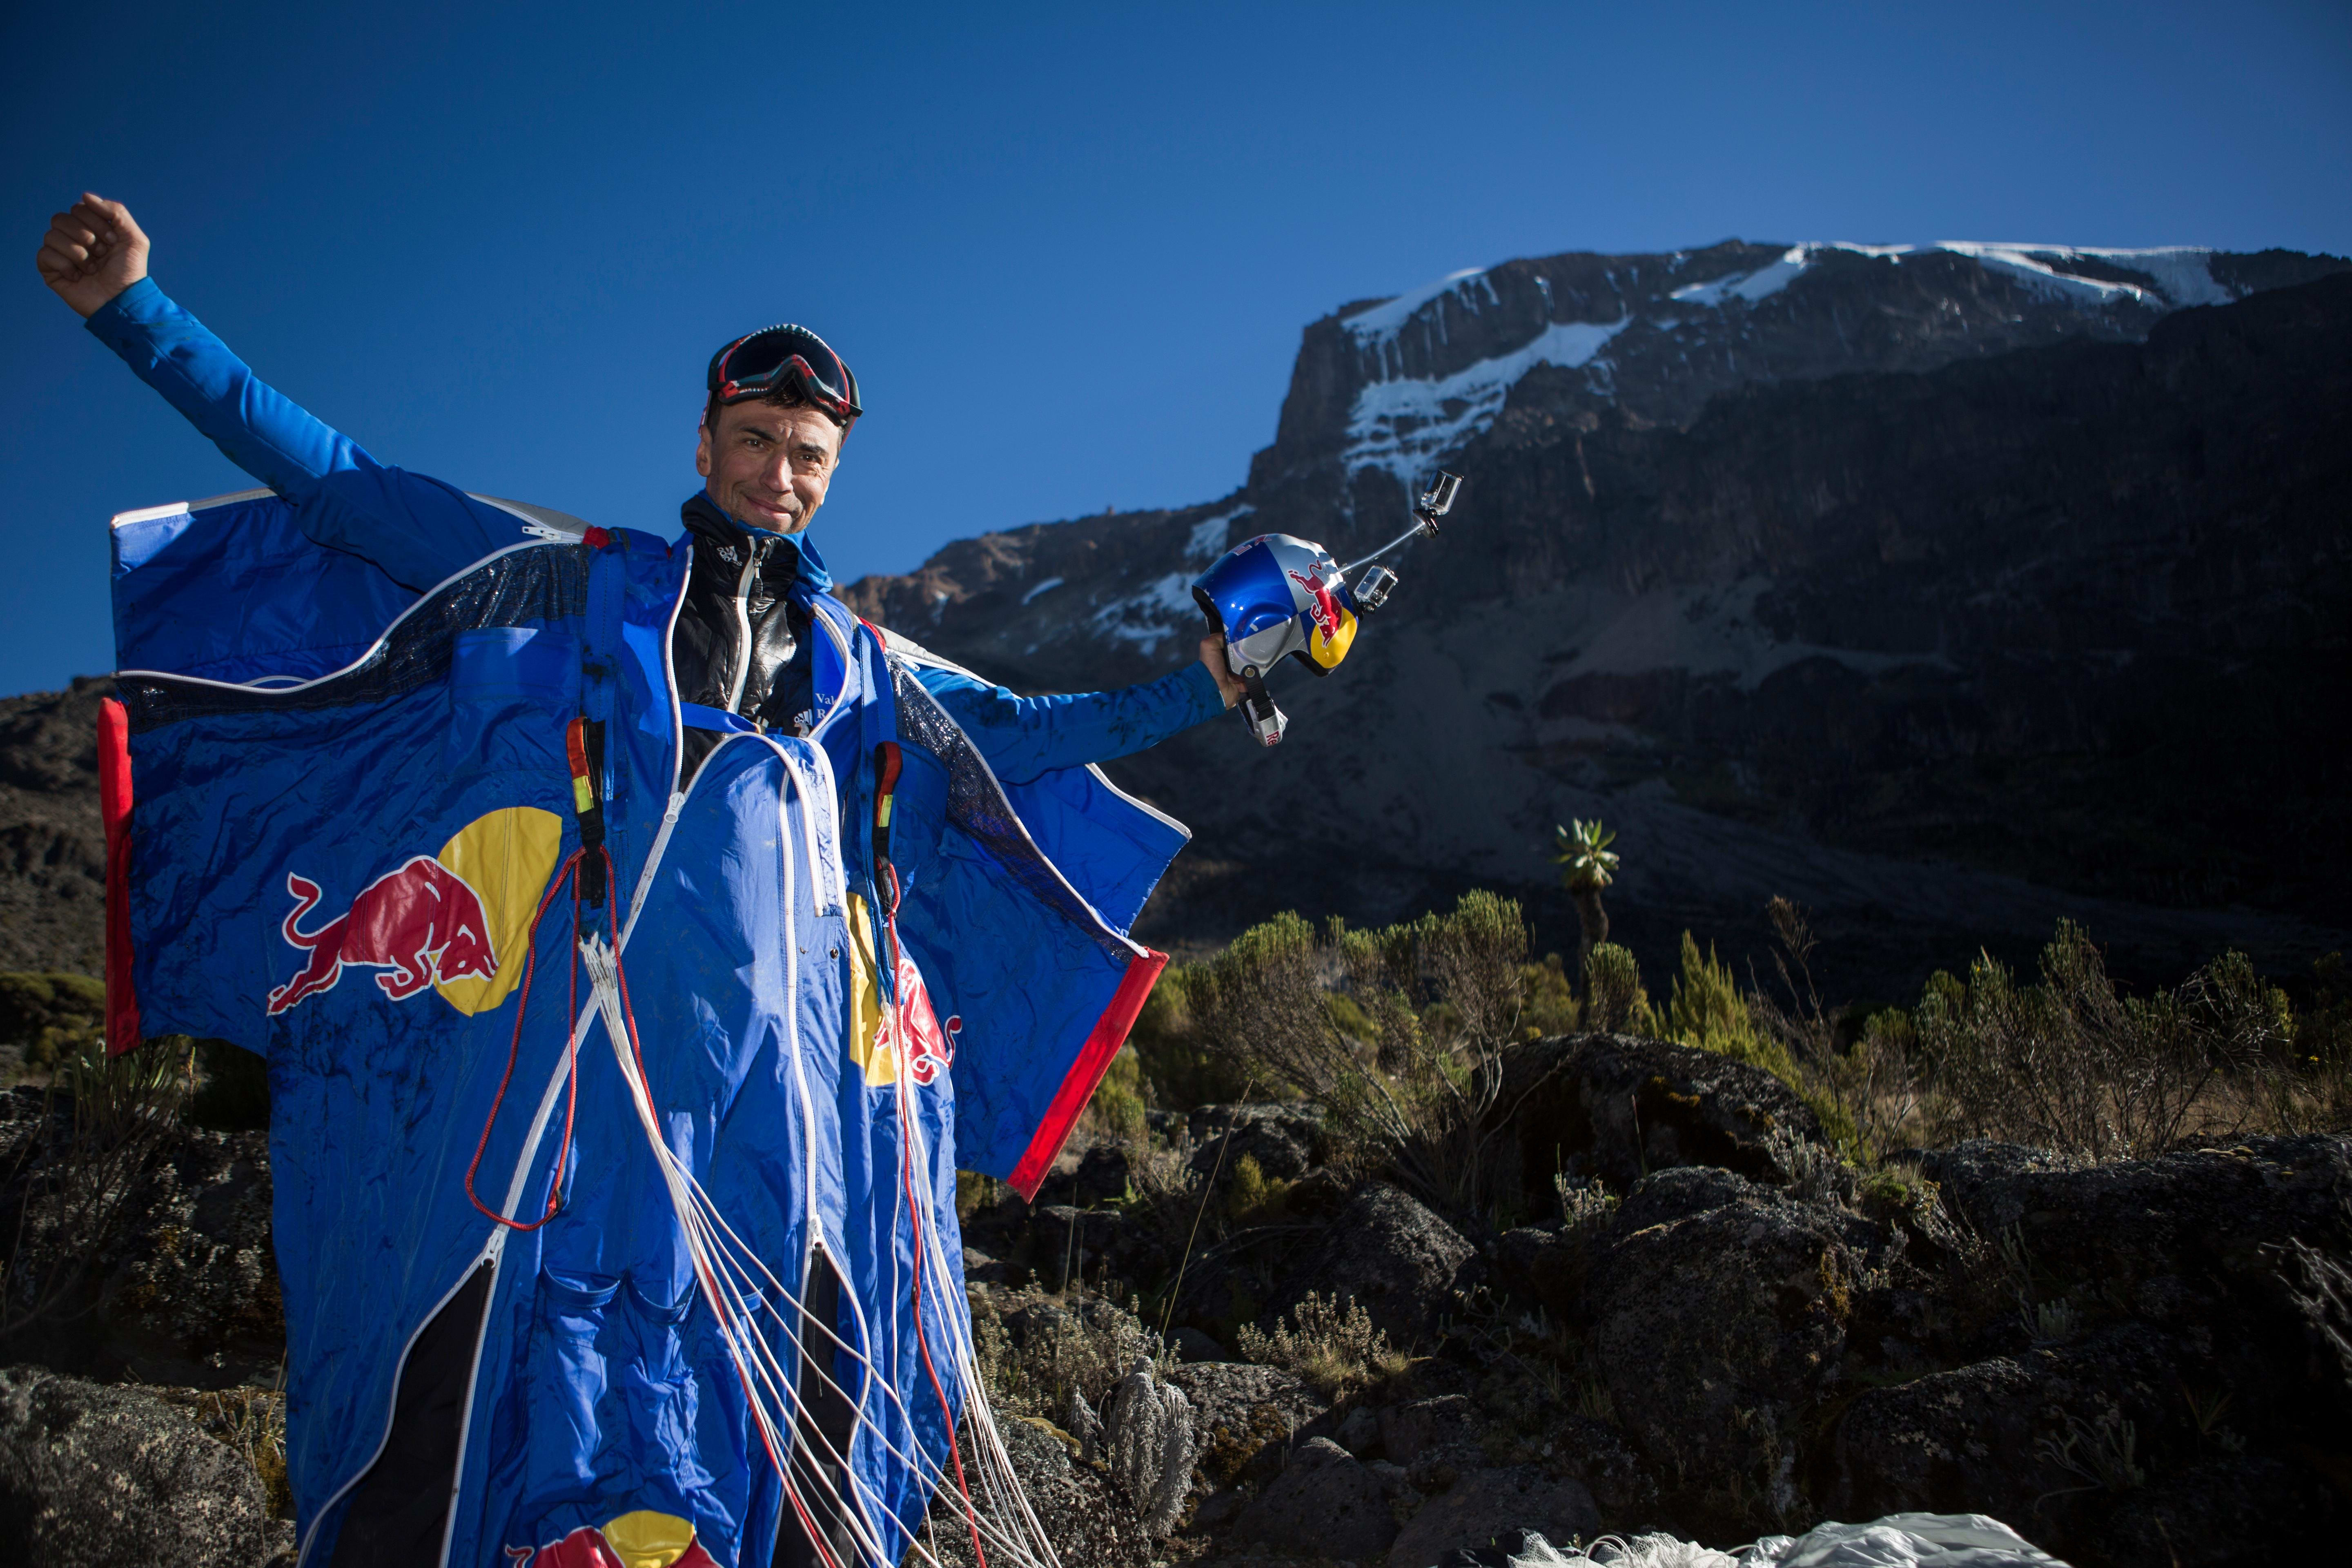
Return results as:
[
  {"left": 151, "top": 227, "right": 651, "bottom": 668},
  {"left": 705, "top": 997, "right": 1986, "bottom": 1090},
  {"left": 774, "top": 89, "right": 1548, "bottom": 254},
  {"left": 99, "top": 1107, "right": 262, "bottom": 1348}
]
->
[{"left": 723, "top": 543, "right": 761, "bottom": 715}]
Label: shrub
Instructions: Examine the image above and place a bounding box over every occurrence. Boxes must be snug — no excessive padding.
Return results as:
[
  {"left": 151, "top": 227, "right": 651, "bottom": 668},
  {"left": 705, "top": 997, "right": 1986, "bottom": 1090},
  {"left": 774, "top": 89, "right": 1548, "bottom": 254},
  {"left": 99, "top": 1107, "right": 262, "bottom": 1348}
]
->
[
  {"left": 971, "top": 1290, "right": 1174, "bottom": 1420},
  {"left": 0, "top": 971, "right": 106, "bottom": 1073},
  {"left": 1128, "top": 962, "right": 1264, "bottom": 1111},
  {"left": 1581, "top": 942, "right": 1653, "bottom": 1033},
  {"left": 1186, "top": 893, "right": 1535, "bottom": 1214},
  {"left": 1076, "top": 1042, "right": 1148, "bottom": 1147},
  {"left": 1223, "top": 1152, "right": 1290, "bottom": 1225},
  {"left": 1914, "top": 922, "right": 2278, "bottom": 1162},
  {"left": 1234, "top": 1291, "right": 1403, "bottom": 1396},
  {"left": 1518, "top": 952, "right": 1581, "bottom": 1039}
]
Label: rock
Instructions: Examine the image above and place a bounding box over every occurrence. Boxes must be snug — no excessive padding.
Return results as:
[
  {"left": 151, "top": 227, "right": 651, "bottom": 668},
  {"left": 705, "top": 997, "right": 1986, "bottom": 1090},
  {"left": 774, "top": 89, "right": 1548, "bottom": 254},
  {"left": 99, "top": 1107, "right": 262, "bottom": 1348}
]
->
[
  {"left": 1169, "top": 1361, "right": 1329, "bottom": 1489},
  {"left": 1230, "top": 1436, "right": 1397, "bottom": 1561},
  {"left": 1031, "top": 1143, "right": 1132, "bottom": 1208},
  {"left": 1614, "top": 1163, "right": 1762, "bottom": 1232},
  {"left": 1500, "top": 1034, "right": 1831, "bottom": 1207},
  {"left": 1924, "top": 1133, "right": 2352, "bottom": 1328},
  {"left": 0, "top": 1367, "right": 275, "bottom": 1568},
  {"left": 1266, "top": 1182, "right": 1477, "bottom": 1345},
  {"left": 928, "top": 1403, "right": 1152, "bottom": 1568},
  {"left": 1550, "top": 1412, "right": 1655, "bottom": 1518},
  {"left": 1379, "top": 1393, "right": 1479, "bottom": 1466},
  {"left": 1335, "top": 1404, "right": 1381, "bottom": 1455},
  {"left": 1027, "top": 1203, "right": 1160, "bottom": 1293},
  {"left": 1187, "top": 1102, "right": 1327, "bottom": 1185},
  {"left": 0, "top": 1093, "right": 283, "bottom": 1385},
  {"left": 1383, "top": 1466, "right": 1599, "bottom": 1568},
  {"left": 1171, "top": 1326, "right": 1226, "bottom": 1363},
  {"left": 1588, "top": 1184, "right": 1883, "bottom": 1528},
  {"left": 1833, "top": 1323, "right": 2345, "bottom": 1566}
]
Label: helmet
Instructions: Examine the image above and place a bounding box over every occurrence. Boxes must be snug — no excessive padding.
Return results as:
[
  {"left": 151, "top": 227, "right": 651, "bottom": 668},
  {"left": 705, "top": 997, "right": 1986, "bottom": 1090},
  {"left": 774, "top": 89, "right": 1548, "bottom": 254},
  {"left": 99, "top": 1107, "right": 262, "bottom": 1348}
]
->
[{"left": 1190, "top": 533, "right": 1361, "bottom": 680}]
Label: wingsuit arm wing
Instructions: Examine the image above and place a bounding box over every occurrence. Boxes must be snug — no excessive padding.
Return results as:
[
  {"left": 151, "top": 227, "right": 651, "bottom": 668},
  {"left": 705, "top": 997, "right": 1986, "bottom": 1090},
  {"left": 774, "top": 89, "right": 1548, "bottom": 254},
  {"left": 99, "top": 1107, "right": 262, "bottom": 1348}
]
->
[
  {"left": 86, "top": 278, "right": 527, "bottom": 592},
  {"left": 914, "top": 660, "right": 1225, "bottom": 784}
]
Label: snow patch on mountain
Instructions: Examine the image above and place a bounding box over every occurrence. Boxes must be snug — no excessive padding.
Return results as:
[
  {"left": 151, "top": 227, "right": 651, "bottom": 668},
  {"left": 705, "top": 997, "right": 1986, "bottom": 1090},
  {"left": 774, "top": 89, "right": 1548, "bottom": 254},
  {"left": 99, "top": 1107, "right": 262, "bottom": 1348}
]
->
[
  {"left": 1187, "top": 506, "right": 1254, "bottom": 561},
  {"left": 1671, "top": 245, "right": 1812, "bottom": 305},
  {"left": 1341, "top": 267, "right": 1496, "bottom": 342},
  {"left": 1089, "top": 572, "right": 1196, "bottom": 652},
  {"left": 1327, "top": 241, "right": 2239, "bottom": 485},
  {"left": 1345, "top": 315, "right": 1632, "bottom": 484}
]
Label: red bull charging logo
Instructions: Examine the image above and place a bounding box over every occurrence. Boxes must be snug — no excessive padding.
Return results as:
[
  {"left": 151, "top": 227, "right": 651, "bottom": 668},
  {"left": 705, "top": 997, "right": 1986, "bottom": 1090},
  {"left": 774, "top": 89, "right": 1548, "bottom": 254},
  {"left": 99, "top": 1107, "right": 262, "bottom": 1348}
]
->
[{"left": 266, "top": 805, "right": 564, "bottom": 1019}]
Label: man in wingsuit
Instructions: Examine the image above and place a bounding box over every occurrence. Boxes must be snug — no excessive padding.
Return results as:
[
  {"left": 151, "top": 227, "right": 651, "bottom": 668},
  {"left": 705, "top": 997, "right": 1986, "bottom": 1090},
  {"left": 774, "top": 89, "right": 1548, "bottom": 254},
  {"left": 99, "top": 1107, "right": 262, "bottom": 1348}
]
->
[{"left": 40, "top": 193, "right": 1246, "bottom": 1568}]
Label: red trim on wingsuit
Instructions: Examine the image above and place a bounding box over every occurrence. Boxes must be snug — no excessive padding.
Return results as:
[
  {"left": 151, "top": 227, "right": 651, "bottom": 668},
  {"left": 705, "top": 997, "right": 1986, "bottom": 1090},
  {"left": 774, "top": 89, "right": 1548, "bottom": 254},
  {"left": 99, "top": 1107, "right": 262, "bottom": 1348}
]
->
[
  {"left": 1007, "top": 948, "right": 1168, "bottom": 1200},
  {"left": 100, "top": 697, "right": 142, "bottom": 1056}
]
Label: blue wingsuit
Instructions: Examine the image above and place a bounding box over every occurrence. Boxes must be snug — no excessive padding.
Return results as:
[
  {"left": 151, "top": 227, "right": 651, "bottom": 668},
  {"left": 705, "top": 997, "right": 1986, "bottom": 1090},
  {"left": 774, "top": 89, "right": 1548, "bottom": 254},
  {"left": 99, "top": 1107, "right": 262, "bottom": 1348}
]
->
[{"left": 89, "top": 280, "right": 1220, "bottom": 1568}]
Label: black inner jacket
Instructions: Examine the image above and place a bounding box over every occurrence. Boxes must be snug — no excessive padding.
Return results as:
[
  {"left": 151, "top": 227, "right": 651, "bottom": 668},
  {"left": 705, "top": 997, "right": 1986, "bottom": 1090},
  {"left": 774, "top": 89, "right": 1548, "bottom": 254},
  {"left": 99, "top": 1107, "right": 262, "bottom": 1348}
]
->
[{"left": 672, "top": 493, "right": 820, "bottom": 778}]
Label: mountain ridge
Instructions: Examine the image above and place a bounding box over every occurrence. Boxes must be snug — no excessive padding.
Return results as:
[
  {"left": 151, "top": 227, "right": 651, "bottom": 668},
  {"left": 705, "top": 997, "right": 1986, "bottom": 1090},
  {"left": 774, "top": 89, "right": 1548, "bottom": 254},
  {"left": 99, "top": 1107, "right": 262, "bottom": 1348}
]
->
[{"left": 843, "top": 240, "right": 2352, "bottom": 997}]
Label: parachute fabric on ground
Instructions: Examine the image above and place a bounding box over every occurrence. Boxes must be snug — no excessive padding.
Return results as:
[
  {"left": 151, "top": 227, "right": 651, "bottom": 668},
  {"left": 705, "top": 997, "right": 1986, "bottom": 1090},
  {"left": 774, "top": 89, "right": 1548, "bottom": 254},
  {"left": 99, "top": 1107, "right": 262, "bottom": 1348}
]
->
[{"left": 1495, "top": 1513, "right": 2068, "bottom": 1568}]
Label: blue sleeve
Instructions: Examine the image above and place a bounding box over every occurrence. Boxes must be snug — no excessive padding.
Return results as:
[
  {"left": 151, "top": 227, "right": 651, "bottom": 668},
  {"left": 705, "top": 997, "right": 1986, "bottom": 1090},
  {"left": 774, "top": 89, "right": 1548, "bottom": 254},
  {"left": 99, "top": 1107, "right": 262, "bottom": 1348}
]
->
[
  {"left": 85, "top": 279, "right": 526, "bottom": 593},
  {"left": 920, "top": 662, "right": 1226, "bottom": 785}
]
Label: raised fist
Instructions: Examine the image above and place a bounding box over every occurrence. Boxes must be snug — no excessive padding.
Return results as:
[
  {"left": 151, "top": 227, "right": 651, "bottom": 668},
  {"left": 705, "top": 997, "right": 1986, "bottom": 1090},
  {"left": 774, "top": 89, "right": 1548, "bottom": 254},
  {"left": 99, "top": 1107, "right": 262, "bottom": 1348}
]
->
[{"left": 37, "top": 193, "right": 150, "bottom": 319}]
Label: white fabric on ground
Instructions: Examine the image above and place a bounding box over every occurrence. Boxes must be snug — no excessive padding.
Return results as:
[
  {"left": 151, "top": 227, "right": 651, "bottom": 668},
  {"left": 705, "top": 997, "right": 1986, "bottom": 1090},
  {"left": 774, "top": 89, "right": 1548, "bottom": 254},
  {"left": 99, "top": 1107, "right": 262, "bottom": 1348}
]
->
[{"left": 1502, "top": 1512, "right": 2066, "bottom": 1568}]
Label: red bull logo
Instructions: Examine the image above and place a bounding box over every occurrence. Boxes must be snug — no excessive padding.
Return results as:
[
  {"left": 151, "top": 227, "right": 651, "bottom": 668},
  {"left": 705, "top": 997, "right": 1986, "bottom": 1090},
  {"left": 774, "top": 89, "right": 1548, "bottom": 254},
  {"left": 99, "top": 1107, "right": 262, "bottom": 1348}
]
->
[
  {"left": 508, "top": 1509, "right": 717, "bottom": 1568},
  {"left": 268, "top": 858, "right": 497, "bottom": 1013},
  {"left": 845, "top": 893, "right": 958, "bottom": 1087},
  {"left": 1287, "top": 568, "right": 1341, "bottom": 638},
  {"left": 1287, "top": 568, "right": 1359, "bottom": 670},
  {"left": 266, "top": 805, "right": 564, "bottom": 1019}
]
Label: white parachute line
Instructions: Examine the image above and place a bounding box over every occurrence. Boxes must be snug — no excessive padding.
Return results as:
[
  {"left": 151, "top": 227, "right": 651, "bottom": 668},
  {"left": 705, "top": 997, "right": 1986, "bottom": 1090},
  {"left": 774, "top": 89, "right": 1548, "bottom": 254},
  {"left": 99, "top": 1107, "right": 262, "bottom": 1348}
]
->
[
  {"left": 888, "top": 1060, "right": 1065, "bottom": 1568},
  {"left": 579, "top": 949, "right": 915, "bottom": 1568},
  {"left": 671, "top": 1174, "right": 1054, "bottom": 1568},
  {"left": 579, "top": 946, "right": 1047, "bottom": 1568},
  {"left": 580, "top": 743, "right": 1056, "bottom": 1567}
]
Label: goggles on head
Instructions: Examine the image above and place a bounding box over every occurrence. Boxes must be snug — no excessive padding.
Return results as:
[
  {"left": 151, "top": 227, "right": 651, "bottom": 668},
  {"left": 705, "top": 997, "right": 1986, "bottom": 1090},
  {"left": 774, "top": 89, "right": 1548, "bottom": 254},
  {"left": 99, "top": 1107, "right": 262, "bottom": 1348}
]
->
[{"left": 706, "top": 324, "right": 862, "bottom": 421}]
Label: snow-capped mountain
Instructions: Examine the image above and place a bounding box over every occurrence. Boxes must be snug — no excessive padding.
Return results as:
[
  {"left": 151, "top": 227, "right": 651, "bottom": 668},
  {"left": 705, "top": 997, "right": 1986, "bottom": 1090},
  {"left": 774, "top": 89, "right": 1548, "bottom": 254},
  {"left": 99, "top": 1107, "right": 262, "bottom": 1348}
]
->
[{"left": 847, "top": 238, "right": 2352, "bottom": 993}]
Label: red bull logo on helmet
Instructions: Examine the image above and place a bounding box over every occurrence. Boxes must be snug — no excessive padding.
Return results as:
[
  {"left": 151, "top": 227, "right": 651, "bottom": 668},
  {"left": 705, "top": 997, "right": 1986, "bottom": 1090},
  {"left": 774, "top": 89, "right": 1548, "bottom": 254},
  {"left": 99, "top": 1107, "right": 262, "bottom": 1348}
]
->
[
  {"left": 1287, "top": 568, "right": 1359, "bottom": 671},
  {"left": 266, "top": 805, "right": 564, "bottom": 1018}
]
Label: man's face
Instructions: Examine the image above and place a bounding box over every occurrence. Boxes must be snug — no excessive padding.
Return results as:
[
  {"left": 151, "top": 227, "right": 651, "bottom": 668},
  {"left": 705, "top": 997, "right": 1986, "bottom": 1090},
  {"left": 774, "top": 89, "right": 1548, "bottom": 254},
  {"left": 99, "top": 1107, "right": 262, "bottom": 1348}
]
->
[{"left": 695, "top": 399, "right": 845, "bottom": 535}]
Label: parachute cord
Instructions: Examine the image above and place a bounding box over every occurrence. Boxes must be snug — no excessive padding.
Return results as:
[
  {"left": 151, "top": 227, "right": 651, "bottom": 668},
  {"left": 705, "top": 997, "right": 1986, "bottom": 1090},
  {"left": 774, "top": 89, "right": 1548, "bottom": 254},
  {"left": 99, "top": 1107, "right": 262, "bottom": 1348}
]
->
[
  {"left": 463, "top": 850, "right": 587, "bottom": 1230},
  {"left": 600, "top": 849, "right": 853, "bottom": 1568},
  {"left": 880, "top": 875, "right": 987, "bottom": 1568}
]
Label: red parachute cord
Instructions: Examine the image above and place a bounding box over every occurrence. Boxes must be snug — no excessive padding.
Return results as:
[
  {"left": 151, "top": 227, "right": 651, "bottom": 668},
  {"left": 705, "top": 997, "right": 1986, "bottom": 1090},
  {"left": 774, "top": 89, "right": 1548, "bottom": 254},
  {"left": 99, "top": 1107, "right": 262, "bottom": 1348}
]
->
[
  {"left": 882, "top": 865, "right": 988, "bottom": 1568},
  {"left": 464, "top": 851, "right": 587, "bottom": 1230},
  {"left": 599, "top": 845, "right": 846, "bottom": 1568}
]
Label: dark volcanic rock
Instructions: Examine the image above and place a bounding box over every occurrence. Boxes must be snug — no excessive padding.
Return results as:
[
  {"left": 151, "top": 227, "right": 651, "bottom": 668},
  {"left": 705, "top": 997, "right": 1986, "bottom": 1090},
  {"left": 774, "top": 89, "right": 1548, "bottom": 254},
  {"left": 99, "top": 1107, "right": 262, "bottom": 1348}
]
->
[
  {"left": 0, "top": 678, "right": 111, "bottom": 976},
  {"left": 931, "top": 1407, "right": 1153, "bottom": 1568},
  {"left": 1168, "top": 1361, "right": 1329, "bottom": 1489},
  {"left": 1587, "top": 1183, "right": 1887, "bottom": 1528},
  {"left": 0, "top": 1367, "right": 276, "bottom": 1568},
  {"left": 1266, "top": 1181, "right": 1476, "bottom": 1346},
  {"left": 0, "top": 1087, "right": 284, "bottom": 1385},
  {"left": 1187, "top": 1101, "right": 1327, "bottom": 1184},
  {"left": 1229, "top": 1436, "right": 1396, "bottom": 1561},
  {"left": 1378, "top": 1392, "right": 1479, "bottom": 1467},
  {"left": 1383, "top": 1466, "right": 1599, "bottom": 1568},
  {"left": 1502, "top": 1033, "right": 1829, "bottom": 1205}
]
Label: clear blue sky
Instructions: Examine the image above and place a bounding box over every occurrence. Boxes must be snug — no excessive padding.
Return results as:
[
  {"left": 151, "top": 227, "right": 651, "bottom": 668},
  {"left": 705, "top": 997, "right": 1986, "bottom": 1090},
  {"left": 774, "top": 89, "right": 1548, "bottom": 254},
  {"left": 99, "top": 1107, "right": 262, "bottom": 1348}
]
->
[{"left": 4, "top": 0, "right": 2346, "bottom": 696}]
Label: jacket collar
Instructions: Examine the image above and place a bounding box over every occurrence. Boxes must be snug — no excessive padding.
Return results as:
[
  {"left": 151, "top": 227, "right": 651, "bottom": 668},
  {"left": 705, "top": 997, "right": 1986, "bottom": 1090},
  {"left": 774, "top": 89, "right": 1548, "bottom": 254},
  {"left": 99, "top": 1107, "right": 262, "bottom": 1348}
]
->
[{"left": 679, "top": 492, "right": 835, "bottom": 595}]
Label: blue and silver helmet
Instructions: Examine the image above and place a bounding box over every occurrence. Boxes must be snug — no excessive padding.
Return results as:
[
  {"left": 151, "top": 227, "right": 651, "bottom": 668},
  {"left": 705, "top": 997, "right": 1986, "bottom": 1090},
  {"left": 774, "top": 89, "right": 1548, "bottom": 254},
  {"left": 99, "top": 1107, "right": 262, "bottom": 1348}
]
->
[{"left": 1189, "top": 533, "right": 1361, "bottom": 679}]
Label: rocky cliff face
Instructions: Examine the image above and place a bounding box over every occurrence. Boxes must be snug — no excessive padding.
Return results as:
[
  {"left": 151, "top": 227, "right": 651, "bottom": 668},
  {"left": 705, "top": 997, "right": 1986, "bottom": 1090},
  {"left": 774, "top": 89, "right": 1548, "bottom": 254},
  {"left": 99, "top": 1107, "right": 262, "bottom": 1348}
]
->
[
  {"left": 0, "top": 679, "right": 111, "bottom": 975},
  {"left": 845, "top": 242, "right": 2352, "bottom": 994}
]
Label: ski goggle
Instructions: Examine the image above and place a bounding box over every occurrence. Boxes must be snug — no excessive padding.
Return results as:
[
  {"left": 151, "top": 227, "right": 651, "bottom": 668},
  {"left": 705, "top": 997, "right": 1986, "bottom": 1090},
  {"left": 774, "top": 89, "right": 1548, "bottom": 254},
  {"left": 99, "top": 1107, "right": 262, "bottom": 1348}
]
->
[{"left": 706, "top": 324, "right": 862, "bottom": 421}]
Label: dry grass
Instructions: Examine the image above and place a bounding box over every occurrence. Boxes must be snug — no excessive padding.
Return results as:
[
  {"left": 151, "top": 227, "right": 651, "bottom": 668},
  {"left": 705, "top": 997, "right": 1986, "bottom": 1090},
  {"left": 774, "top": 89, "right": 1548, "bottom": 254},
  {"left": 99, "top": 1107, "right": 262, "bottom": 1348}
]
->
[{"left": 1233, "top": 1290, "right": 1406, "bottom": 1397}]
